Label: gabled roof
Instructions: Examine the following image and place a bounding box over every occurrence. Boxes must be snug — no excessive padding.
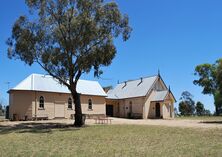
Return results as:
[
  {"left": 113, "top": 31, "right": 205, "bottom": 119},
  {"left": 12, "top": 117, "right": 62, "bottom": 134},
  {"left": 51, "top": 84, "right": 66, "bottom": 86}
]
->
[
  {"left": 107, "top": 76, "right": 158, "bottom": 99},
  {"left": 151, "top": 91, "right": 168, "bottom": 102},
  {"left": 9, "top": 74, "right": 107, "bottom": 97}
]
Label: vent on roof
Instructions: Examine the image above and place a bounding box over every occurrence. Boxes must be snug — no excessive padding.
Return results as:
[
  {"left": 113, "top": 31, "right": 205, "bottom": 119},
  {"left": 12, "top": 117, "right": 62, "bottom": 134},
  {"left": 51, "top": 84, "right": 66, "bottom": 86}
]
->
[
  {"left": 137, "top": 77, "right": 143, "bottom": 86},
  {"left": 122, "top": 81, "right": 127, "bottom": 89}
]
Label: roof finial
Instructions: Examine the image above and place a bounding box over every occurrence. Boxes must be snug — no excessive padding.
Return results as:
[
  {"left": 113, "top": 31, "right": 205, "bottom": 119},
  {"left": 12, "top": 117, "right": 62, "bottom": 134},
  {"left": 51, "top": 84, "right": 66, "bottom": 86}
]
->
[
  {"left": 168, "top": 85, "right": 171, "bottom": 91},
  {"left": 158, "top": 69, "right": 160, "bottom": 77}
]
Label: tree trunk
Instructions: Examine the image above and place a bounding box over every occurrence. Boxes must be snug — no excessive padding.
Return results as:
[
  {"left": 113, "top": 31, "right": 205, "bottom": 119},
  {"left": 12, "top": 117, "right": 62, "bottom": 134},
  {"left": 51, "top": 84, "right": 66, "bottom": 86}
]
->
[
  {"left": 71, "top": 91, "right": 83, "bottom": 127},
  {"left": 215, "top": 105, "right": 220, "bottom": 116}
]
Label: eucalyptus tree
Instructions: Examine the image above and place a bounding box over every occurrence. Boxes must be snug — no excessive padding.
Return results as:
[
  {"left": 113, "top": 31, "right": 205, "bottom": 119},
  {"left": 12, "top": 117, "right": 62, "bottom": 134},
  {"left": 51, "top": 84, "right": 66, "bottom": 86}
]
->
[
  {"left": 194, "top": 59, "right": 222, "bottom": 115},
  {"left": 7, "top": 0, "right": 132, "bottom": 126}
]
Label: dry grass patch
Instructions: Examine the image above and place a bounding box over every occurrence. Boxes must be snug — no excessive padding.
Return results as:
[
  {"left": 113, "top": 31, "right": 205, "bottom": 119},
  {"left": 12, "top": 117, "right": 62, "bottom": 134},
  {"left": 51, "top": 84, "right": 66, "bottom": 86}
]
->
[
  {"left": 176, "top": 116, "right": 222, "bottom": 123},
  {"left": 0, "top": 124, "right": 222, "bottom": 157}
]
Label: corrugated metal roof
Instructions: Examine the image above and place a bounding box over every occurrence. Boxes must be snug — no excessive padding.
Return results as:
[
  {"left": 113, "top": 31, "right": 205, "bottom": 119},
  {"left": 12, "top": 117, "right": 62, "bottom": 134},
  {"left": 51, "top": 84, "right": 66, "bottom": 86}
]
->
[
  {"left": 10, "top": 74, "right": 107, "bottom": 97},
  {"left": 107, "top": 76, "right": 158, "bottom": 99},
  {"left": 151, "top": 91, "right": 168, "bottom": 101}
]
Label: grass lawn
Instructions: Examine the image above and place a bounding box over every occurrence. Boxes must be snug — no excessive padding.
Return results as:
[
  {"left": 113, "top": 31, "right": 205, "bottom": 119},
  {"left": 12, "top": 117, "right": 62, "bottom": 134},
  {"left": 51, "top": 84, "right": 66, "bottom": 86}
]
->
[
  {"left": 176, "top": 116, "right": 222, "bottom": 121},
  {"left": 0, "top": 124, "right": 222, "bottom": 157}
]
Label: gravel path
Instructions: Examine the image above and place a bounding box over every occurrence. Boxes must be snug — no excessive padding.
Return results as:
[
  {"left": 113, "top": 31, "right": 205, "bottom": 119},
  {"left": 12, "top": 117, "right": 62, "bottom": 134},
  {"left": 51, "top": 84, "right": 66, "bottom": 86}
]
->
[
  {"left": 100, "top": 118, "right": 222, "bottom": 129},
  {"left": 0, "top": 118, "right": 222, "bottom": 129}
]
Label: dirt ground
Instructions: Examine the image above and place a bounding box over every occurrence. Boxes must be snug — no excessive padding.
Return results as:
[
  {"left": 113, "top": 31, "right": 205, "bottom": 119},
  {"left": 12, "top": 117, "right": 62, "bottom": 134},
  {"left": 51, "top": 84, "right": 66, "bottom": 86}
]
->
[{"left": 1, "top": 117, "right": 222, "bottom": 129}]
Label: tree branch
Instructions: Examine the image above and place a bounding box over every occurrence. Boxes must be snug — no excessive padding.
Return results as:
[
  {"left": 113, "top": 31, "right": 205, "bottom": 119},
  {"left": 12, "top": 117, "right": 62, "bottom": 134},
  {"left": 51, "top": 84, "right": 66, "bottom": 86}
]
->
[
  {"left": 74, "top": 70, "right": 82, "bottom": 86},
  {"left": 36, "top": 60, "right": 70, "bottom": 87}
]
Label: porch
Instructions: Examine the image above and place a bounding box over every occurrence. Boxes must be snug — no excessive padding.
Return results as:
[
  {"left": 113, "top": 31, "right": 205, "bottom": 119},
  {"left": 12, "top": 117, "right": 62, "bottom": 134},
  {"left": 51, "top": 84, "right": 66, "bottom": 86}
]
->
[
  {"left": 148, "top": 101, "right": 174, "bottom": 119},
  {"left": 105, "top": 98, "right": 143, "bottom": 119}
]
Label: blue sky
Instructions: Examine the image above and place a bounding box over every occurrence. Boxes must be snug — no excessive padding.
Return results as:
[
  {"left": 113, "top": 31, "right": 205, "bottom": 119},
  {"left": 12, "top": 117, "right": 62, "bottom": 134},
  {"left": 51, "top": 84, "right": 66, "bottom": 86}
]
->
[{"left": 0, "top": 0, "right": 222, "bottom": 112}]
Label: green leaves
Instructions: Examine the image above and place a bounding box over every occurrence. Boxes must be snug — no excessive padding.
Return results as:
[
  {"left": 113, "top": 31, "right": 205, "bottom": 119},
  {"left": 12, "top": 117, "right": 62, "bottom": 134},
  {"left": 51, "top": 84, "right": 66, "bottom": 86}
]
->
[
  {"left": 194, "top": 58, "right": 222, "bottom": 115},
  {"left": 194, "top": 63, "right": 217, "bottom": 95},
  {"left": 179, "top": 91, "right": 195, "bottom": 116},
  {"left": 7, "top": 0, "right": 132, "bottom": 87},
  {"left": 195, "top": 101, "right": 205, "bottom": 116}
]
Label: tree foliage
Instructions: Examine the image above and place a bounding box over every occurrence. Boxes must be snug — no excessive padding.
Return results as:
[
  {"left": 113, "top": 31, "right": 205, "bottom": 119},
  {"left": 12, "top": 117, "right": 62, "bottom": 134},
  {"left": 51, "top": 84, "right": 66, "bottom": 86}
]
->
[
  {"left": 203, "top": 109, "right": 211, "bottom": 116},
  {"left": 179, "top": 91, "right": 195, "bottom": 116},
  {"left": 0, "top": 100, "right": 5, "bottom": 116},
  {"left": 7, "top": 0, "right": 132, "bottom": 126},
  {"left": 194, "top": 59, "right": 222, "bottom": 115},
  {"left": 195, "top": 101, "right": 205, "bottom": 116},
  {"left": 214, "top": 91, "right": 222, "bottom": 115}
]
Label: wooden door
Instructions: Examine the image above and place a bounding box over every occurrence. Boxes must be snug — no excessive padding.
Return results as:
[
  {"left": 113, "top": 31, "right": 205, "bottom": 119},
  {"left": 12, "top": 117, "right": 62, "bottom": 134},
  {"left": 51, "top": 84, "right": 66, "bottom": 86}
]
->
[
  {"left": 55, "top": 103, "right": 65, "bottom": 118},
  {"left": 155, "top": 103, "right": 160, "bottom": 118},
  {"left": 106, "top": 105, "right": 113, "bottom": 117}
]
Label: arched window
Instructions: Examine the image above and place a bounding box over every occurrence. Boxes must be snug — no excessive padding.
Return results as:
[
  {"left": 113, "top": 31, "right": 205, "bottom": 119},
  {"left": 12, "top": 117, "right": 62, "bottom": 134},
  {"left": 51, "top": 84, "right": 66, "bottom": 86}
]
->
[
  {"left": 39, "top": 96, "right": 44, "bottom": 108},
  {"left": 88, "top": 99, "right": 92, "bottom": 110},
  {"left": 68, "top": 97, "right": 72, "bottom": 109}
]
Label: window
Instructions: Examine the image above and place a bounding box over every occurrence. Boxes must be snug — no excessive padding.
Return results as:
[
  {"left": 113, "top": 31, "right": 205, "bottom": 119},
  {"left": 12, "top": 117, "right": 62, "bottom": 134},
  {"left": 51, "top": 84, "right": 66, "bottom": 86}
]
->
[
  {"left": 88, "top": 99, "right": 92, "bottom": 110},
  {"left": 39, "top": 96, "right": 44, "bottom": 109},
  {"left": 129, "top": 101, "right": 132, "bottom": 112},
  {"left": 68, "top": 97, "right": 72, "bottom": 109}
]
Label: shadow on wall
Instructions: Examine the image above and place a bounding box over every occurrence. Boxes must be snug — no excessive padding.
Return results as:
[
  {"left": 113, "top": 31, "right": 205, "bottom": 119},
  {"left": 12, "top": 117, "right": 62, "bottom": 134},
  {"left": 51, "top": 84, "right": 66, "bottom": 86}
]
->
[{"left": 0, "top": 122, "right": 85, "bottom": 134}]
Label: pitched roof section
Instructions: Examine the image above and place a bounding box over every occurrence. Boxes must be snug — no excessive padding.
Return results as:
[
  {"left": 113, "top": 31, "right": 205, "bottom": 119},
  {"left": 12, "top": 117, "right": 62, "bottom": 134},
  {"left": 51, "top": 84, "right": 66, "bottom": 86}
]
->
[
  {"left": 10, "top": 74, "right": 107, "bottom": 97},
  {"left": 151, "top": 91, "right": 168, "bottom": 102},
  {"left": 107, "top": 76, "right": 158, "bottom": 99}
]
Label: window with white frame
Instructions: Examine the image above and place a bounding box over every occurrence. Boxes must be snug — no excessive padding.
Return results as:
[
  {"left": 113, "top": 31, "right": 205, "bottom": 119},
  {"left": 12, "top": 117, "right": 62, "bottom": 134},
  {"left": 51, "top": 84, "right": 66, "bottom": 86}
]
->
[
  {"left": 88, "top": 99, "right": 92, "bottom": 110},
  {"left": 68, "top": 97, "right": 73, "bottom": 109},
  {"left": 39, "top": 96, "right": 44, "bottom": 108}
]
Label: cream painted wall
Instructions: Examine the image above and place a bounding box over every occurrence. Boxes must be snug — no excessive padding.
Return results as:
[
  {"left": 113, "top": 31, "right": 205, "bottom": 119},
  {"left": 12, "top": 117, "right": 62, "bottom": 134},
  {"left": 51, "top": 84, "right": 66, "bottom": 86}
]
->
[
  {"left": 9, "top": 90, "right": 106, "bottom": 120},
  {"left": 106, "top": 91, "right": 175, "bottom": 119},
  {"left": 144, "top": 90, "right": 156, "bottom": 119},
  {"left": 148, "top": 101, "right": 174, "bottom": 119},
  {"left": 106, "top": 97, "right": 145, "bottom": 118},
  {"left": 9, "top": 91, "right": 34, "bottom": 120}
]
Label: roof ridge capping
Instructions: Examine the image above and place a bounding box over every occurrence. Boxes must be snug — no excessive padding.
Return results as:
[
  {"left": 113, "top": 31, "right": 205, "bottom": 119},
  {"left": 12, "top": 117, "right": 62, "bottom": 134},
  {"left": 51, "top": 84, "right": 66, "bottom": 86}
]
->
[
  {"left": 31, "top": 73, "right": 99, "bottom": 83},
  {"left": 119, "top": 74, "right": 158, "bottom": 84}
]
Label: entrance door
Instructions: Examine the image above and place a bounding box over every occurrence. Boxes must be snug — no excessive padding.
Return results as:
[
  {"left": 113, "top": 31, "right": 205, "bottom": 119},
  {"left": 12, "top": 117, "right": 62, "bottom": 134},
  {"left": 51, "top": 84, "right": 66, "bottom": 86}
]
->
[
  {"left": 55, "top": 103, "right": 65, "bottom": 118},
  {"left": 155, "top": 103, "right": 160, "bottom": 118},
  {"left": 106, "top": 105, "right": 113, "bottom": 117}
]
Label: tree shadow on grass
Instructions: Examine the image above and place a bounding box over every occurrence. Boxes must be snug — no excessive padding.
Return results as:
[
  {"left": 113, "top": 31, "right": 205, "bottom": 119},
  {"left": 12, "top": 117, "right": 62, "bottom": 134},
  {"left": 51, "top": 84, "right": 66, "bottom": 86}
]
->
[
  {"left": 199, "top": 121, "right": 222, "bottom": 124},
  {"left": 0, "top": 122, "right": 88, "bottom": 134}
]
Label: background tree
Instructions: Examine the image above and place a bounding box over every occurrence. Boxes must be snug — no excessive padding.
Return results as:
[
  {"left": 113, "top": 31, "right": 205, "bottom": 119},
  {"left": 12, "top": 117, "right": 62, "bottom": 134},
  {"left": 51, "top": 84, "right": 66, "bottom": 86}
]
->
[
  {"left": 194, "top": 59, "right": 222, "bottom": 115},
  {"left": 0, "top": 99, "right": 5, "bottom": 116},
  {"left": 174, "top": 107, "right": 178, "bottom": 116},
  {"left": 203, "top": 109, "right": 211, "bottom": 116},
  {"left": 0, "top": 104, "right": 4, "bottom": 116},
  {"left": 7, "top": 0, "right": 132, "bottom": 127},
  {"left": 214, "top": 91, "right": 222, "bottom": 115},
  {"left": 195, "top": 101, "right": 205, "bottom": 116},
  {"left": 178, "top": 101, "right": 187, "bottom": 116},
  {"left": 179, "top": 91, "right": 195, "bottom": 116}
]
